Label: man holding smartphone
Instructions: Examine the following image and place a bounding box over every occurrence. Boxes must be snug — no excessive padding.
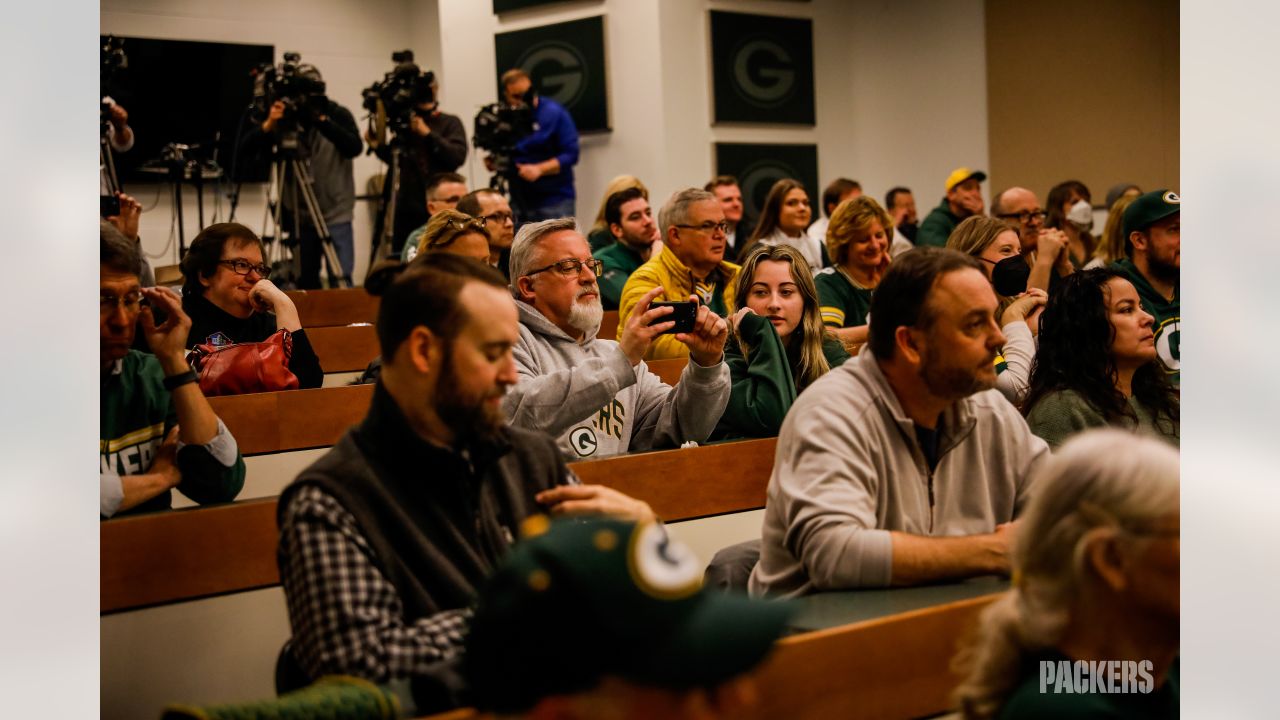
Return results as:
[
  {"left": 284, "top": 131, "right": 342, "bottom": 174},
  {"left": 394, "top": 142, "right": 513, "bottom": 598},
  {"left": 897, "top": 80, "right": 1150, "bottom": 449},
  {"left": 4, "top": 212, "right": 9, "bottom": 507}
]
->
[{"left": 505, "top": 217, "right": 730, "bottom": 460}]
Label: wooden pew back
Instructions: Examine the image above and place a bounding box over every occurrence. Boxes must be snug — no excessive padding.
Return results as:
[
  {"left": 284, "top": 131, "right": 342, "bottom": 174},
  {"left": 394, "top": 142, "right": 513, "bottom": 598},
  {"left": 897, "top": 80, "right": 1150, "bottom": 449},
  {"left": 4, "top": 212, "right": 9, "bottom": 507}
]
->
[
  {"left": 306, "top": 324, "right": 379, "bottom": 373},
  {"left": 286, "top": 289, "right": 380, "bottom": 327},
  {"left": 101, "top": 439, "right": 775, "bottom": 613}
]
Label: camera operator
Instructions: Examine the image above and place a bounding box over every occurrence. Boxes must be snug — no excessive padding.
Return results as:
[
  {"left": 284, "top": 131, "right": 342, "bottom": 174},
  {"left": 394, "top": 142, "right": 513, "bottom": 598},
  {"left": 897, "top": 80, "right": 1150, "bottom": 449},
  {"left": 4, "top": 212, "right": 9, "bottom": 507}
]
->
[
  {"left": 240, "top": 60, "right": 362, "bottom": 289},
  {"left": 366, "top": 70, "right": 467, "bottom": 257},
  {"left": 495, "top": 69, "right": 580, "bottom": 226}
]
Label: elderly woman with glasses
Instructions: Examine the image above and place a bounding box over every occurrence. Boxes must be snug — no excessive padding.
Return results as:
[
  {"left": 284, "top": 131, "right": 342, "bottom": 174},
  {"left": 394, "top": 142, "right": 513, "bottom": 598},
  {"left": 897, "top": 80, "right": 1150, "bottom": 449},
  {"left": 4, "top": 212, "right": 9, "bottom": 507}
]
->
[{"left": 179, "top": 222, "right": 323, "bottom": 390}]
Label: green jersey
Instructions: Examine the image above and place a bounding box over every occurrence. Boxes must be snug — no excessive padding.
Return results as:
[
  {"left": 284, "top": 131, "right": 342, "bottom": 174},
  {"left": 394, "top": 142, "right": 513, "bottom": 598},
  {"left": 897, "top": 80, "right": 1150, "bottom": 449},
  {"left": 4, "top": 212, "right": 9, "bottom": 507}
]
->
[
  {"left": 814, "top": 267, "right": 873, "bottom": 328},
  {"left": 1112, "top": 258, "right": 1179, "bottom": 384},
  {"left": 593, "top": 241, "right": 645, "bottom": 311}
]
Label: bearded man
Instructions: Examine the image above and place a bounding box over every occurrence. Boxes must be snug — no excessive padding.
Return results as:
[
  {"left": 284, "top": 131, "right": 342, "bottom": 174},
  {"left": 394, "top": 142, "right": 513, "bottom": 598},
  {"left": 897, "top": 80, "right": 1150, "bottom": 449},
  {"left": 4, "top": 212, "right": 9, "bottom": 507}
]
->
[
  {"left": 750, "top": 248, "right": 1050, "bottom": 596},
  {"left": 503, "top": 217, "right": 730, "bottom": 461},
  {"left": 277, "top": 254, "right": 656, "bottom": 711}
]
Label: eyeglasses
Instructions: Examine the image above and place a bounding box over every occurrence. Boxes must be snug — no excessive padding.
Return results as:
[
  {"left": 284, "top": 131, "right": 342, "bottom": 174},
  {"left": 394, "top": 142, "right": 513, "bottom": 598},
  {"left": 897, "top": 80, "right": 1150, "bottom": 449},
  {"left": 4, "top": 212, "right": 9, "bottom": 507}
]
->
[
  {"left": 100, "top": 290, "right": 147, "bottom": 315},
  {"left": 675, "top": 221, "right": 731, "bottom": 235},
  {"left": 525, "top": 257, "right": 603, "bottom": 278},
  {"left": 996, "top": 210, "right": 1047, "bottom": 224},
  {"left": 218, "top": 259, "right": 272, "bottom": 278},
  {"left": 479, "top": 211, "right": 513, "bottom": 225}
]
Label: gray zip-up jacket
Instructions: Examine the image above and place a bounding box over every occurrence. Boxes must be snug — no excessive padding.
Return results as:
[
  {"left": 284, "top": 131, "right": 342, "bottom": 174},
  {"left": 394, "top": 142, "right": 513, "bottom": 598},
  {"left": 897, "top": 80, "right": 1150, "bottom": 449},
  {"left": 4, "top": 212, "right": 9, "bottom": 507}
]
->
[
  {"left": 749, "top": 347, "right": 1049, "bottom": 597},
  {"left": 504, "top": 301, "right": 731, "bottom": 460}
]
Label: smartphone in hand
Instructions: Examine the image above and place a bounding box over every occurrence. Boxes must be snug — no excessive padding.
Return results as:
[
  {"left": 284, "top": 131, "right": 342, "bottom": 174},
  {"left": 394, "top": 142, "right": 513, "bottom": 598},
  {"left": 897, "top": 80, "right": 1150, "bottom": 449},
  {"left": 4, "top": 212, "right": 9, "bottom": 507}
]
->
[
  {"left": 101, "top": 195, "right": 121, "bottom": 218},
  {"left": 648, "top": 301, "right": 697, "bottom": 335}
]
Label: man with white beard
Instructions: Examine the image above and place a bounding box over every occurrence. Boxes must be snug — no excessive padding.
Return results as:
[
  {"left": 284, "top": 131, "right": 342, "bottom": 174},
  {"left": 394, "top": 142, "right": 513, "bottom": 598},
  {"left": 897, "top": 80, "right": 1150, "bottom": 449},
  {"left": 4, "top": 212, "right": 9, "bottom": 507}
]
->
[{"left": 504, "top": 217, "right": 731, "bottom": 460}]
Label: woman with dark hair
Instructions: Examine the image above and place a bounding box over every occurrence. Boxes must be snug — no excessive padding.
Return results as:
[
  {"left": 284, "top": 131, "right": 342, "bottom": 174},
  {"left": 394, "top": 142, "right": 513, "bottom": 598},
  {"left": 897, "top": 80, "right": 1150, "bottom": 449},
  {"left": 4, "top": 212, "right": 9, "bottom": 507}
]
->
[
  {"left": 179, "top": 222, "right": 324, "bottom": 390},
  {"left": 1022, "top": 268, "right": 1178, "bottom": 448},
  {"left": 1044, "top": 180, "right": 1095, "bottom": 270},
  {"left": 714, "top": 244, "right": 848, "bottom": 439},
  {"left": 742, "top": 178, "right": 826, "bottom": 271}
]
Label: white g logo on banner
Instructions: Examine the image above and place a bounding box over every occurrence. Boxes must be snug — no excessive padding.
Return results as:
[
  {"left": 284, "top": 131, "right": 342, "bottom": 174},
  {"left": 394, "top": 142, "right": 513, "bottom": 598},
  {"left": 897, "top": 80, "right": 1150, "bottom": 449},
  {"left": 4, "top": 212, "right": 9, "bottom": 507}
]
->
[
  {"left": 738, "top": 160, "right": 801, "bottom": 211},
  {"left": 516, "top": 42, "right": 587, "bottom": 107},
  {"left": 731, "top": 39, "right": 796, "bottom": 107}
]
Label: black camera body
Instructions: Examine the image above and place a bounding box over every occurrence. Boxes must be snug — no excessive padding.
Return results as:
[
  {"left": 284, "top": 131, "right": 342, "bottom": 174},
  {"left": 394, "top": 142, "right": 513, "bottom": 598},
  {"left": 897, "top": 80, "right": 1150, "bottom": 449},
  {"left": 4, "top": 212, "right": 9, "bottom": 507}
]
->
[
  {"left": 252, "top": 51, "right": 329, "bottom": 132},
  {"left": 472, "top": 102, "right": 535, "bottom": 174},
  {"left": 362, "top": 50, "right": 436, "bottom": 141}
]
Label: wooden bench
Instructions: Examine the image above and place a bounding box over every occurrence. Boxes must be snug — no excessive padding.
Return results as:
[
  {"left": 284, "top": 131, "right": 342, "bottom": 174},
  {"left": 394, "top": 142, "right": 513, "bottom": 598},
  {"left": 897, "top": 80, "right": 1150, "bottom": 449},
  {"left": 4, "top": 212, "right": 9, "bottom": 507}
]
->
[
  {"left": 598, "top": 310, "right": 619, "bottom": 339},
  {"left": 306, "top": 324, "right": 379, "bottom": 373},
  {"left": 412, "top": 592, "right": 998, "bottom": 720},
  {"left": 101, "top": 438, "right": 776, "bottom": 613},
  {"left": 208, "top": 385, "right": 373, "bottom": 456},
  {"left": 286, "top": 289, "right": 380, "bottom": 327}
]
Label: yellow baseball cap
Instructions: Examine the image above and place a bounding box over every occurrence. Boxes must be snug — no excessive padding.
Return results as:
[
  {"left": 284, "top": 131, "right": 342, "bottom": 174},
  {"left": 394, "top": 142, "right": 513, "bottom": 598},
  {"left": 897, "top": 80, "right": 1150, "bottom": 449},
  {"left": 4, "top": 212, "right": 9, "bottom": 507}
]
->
[{"left": 945, "top": 167, "right": 987, "bottom": 193}]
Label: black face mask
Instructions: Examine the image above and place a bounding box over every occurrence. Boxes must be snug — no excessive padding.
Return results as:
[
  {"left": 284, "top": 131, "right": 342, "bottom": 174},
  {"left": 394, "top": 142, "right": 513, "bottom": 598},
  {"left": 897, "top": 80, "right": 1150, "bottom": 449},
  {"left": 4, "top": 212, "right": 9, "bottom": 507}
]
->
[
  {"left": 986, "top": 255, "right": 1030, "bottom": 297},
  {"left": 898, "top": 221, "right": 918, "bottom": 243}
]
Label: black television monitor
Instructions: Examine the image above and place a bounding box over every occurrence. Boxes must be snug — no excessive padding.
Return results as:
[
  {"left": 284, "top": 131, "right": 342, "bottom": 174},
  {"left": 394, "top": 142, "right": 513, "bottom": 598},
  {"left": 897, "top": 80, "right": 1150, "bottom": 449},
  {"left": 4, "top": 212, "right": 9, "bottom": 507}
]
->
[{"left": 101, "top": 36, "right": 274, "bottom": 184}]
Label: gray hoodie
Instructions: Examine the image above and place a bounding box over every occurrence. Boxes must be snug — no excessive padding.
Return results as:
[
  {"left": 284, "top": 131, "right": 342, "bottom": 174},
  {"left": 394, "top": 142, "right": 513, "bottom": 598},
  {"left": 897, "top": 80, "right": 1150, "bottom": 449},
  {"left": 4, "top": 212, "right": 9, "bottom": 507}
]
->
[
  {"left": 505, "top": 301, "right": 731, "bottom": 460},
  {"left": 749, "top": 347, "right": 1049, "bottom": 597}
]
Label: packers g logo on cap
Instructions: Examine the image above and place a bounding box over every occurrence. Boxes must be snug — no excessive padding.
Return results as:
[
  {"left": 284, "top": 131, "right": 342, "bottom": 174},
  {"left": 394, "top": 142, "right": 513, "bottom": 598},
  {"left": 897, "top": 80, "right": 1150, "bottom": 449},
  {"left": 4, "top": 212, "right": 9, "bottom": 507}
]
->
[
  {"left": 626, "top": 521, "right": 702, "bottom": 600},
  {"left": 1163, "top": 191, "right": 1181, "bottom": 205}
]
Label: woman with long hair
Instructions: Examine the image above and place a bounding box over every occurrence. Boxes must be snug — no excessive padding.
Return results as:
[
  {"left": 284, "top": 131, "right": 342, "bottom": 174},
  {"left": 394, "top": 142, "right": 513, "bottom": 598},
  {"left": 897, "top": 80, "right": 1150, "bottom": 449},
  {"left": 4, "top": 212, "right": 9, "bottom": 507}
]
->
[
  {"left": 1044, "top": 180, "right": 1096, "bottom": 269},
  {"left": 947, "top": 216, "right": 1048, "bottom": 405},
  {"left": 953, "top": 429, "right": 1179, "bottom": 719},
  {"left": 713, "top": 244, "right": 849, "bottom": 439},
  {"left": 1022, "top": 268, "right": 1179, "bottom": 448},
  {"left": 179, "top": 222, "right": 324, "bottom": 390},
  {"left": 1085, "top": 193, "right": 1137, "bottom": 270},
  {"left": 586, "top": 174, "right": 648, "bottom": 252},
  {"left": 742, "top": 178, "right": 826, "bottom": 271},
  {"left": 811, "top": 195, "right": 895, "bottom": 348}
]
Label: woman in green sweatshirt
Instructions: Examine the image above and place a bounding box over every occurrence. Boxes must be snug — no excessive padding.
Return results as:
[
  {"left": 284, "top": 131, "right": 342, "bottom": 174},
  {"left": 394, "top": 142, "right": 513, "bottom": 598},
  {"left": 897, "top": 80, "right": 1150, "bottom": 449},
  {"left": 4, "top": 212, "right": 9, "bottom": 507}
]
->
[{"left": 712, "top": 244, "right": 849, "bottom": 439}]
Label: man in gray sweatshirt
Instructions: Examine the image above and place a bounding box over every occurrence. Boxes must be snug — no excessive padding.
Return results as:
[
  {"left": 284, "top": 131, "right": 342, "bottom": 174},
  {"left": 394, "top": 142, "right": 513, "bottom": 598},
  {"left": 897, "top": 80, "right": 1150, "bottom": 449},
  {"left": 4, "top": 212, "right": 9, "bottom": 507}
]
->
[
  {"left": 504, "top": 217, "right": 731, "bottom": 461},
  {"left": 750, "top": 248, "right": 1050, "bottom": 597}
]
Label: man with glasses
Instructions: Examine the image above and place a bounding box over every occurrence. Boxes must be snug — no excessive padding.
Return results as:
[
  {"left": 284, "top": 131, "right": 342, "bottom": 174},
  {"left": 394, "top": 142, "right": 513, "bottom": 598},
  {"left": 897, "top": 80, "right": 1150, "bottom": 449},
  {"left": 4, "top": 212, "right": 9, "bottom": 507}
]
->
[
  {"left": 990, "top": 186, "right": 1073, "bottom": 292},
  {"left": 402, "top": 173, "right": 469, "bottom": 261},
  {"left": 593, "top": 187, "right": 662, "bottom": 310},
  {"left": 505, "top": 217, "right": 729, "bottom": 460},
  {"left": 100, "top": 222, "right": 244, "bottom": 518},
  {"left": 457, "top": 188, "right": 516, "bottom": 278},
  {"left": 618, "top": 188, "right": 741, "bottom": 361}
]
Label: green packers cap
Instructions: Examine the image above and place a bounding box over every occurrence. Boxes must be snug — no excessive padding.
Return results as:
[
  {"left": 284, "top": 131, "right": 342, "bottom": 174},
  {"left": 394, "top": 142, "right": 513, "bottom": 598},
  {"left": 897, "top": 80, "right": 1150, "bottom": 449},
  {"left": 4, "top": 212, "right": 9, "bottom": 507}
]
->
[
  {"left": 945, "top": 167, "right": 987, "bottom": 193},
  {"left": 463, "top": 516, "right": 794, "bottom": 713},
  {"left": 1123, "top": 189, "right": 1181, "bottom": 239}
]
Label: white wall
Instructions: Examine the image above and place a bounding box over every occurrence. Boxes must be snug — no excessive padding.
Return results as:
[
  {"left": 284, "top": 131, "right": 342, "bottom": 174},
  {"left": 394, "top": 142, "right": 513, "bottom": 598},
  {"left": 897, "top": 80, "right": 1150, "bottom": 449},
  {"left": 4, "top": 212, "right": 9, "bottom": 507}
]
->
[
  {"left": 436, "top": 0, "right": 987, "bottom": 223},
  {"left": 101, "top": 0, "right": 441, "bottom": 283}
]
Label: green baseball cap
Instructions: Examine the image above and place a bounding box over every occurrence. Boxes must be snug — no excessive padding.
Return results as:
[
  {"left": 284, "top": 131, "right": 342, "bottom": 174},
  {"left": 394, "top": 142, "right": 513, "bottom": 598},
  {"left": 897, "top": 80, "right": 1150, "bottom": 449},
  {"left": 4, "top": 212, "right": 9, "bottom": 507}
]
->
[
  {"left": 1123, "top": 189, "right": 1181, "bottom": 239},
  {"left": 463, "top": 516, "right": 794, "bottom": 713}
]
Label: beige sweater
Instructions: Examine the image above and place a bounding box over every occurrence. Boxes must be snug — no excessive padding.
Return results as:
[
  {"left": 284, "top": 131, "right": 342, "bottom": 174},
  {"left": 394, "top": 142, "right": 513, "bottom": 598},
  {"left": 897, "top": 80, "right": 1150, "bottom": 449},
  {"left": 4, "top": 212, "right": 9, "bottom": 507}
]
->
[{"left": 749, "top": 347, "right": 1049, "bottom": 596}]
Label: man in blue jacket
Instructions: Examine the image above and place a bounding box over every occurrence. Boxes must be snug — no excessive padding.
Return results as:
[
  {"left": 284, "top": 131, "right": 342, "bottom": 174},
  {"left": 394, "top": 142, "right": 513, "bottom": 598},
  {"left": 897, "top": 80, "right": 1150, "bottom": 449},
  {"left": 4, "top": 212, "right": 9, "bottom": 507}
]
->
[{"left": 500, "top": 69, "right": 580, "bottom": 226}]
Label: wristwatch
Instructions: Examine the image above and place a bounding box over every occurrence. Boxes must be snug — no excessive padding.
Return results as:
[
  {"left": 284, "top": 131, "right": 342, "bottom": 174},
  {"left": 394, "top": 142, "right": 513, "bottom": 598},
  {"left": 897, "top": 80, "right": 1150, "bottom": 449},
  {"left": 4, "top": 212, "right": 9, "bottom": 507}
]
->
[{"left": 163, "top": 369, "right": 199, "bottom": 391}]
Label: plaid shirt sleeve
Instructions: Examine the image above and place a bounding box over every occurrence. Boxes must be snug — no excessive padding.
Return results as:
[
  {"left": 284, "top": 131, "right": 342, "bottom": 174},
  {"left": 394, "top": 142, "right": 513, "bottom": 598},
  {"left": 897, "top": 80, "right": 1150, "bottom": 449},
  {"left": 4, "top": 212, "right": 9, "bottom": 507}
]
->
[{"left": 278, "top": 485, "right": 472, "bottom": 683}]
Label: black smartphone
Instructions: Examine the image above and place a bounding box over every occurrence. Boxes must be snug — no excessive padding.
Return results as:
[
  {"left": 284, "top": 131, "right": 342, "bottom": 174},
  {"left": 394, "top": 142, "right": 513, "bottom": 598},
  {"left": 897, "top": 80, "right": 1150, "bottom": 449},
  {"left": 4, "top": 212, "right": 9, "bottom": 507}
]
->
[
  {"left": 648, "top": 301, "right": 697, "bottom": 335},
  {"left": 100, "top": 195, "right": 121, "bottom": 218}
]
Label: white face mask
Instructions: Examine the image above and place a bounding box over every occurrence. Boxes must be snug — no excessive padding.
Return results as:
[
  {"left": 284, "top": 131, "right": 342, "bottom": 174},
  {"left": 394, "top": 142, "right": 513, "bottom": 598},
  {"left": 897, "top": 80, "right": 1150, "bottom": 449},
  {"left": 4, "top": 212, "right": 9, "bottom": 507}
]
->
[{"left": 1066, "top": 199, "right": 1094, "bottom": 232}]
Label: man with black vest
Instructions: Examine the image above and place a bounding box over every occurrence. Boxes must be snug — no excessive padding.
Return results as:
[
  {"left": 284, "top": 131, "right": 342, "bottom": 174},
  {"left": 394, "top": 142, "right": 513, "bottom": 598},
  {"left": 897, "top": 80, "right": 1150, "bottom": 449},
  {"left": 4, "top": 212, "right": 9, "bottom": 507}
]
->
[{"left": 276, "top": 254, "right": 653, "bottom": 711}]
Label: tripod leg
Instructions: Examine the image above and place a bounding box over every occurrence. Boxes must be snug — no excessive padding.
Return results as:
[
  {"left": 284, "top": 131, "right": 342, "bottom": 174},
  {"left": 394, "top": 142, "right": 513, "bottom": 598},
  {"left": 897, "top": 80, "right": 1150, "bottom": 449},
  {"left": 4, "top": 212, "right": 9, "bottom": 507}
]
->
[{"left": 292, "top": 159, "right": 351, "bottom": 289}]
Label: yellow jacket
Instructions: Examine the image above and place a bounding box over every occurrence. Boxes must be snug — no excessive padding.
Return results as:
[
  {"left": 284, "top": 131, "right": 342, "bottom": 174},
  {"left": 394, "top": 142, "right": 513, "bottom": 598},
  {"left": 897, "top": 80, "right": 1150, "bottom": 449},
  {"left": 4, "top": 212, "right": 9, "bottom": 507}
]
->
[{"left": 617, "top": 247, "right": 740, "bottom": 360}]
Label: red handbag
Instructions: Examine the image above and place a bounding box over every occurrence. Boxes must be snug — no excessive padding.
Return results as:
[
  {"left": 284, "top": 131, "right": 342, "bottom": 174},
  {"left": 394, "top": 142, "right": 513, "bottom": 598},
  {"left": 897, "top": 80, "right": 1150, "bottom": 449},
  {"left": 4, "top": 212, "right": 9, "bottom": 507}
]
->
[{"left": 186, "top": 329, "right": 300, "bottom": 396}]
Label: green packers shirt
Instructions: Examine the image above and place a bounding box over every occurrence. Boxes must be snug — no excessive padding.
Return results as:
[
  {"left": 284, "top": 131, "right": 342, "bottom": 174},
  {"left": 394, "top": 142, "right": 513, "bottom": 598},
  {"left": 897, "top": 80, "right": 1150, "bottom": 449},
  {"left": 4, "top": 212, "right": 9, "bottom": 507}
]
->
[{"left": 814, "top": 267, "right": 873, "bottom": 328}]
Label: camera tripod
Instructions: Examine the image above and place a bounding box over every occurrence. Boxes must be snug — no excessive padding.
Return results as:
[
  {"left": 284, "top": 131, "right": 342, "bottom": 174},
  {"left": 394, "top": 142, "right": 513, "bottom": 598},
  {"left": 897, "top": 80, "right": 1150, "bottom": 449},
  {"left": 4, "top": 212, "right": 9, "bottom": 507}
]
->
[
  {"left": 367, "top": 143, "right": 403, "bottom": 266},
  {"left": 262, "top": 136, "right": 352, "bottom": 289}
]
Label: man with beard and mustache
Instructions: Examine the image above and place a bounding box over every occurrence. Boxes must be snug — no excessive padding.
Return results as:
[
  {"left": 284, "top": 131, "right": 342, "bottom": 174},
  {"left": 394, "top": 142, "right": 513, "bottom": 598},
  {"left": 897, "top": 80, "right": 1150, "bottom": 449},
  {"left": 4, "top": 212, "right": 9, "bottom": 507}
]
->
[
  {"left": 594, "top": 187, "right": 663, "bottom": 310},
  {"left": 1113, "top": 190, "right": 1180, "bottom": 384},
  {"left": 505, "top": 217, "right": 730, "bottom": 461},
  {"left": 750, "top": 248, "right": 1049, "bottom": 597},
  {"left": 276, "top": 254, "right": 655, "bottom": 711}
]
